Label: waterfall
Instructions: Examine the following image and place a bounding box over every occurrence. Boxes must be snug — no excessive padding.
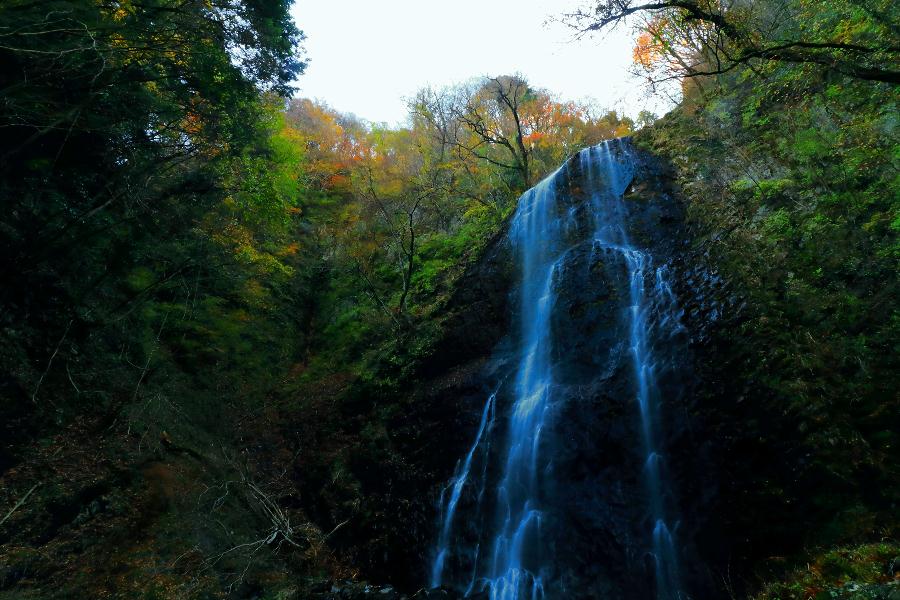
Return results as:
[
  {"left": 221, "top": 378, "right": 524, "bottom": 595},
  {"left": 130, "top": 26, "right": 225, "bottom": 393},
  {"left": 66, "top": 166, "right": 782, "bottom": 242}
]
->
[
  {"left": 431, "top": 139, "right": 687, "bottom": 600},
  {"left": 477, "top": 166, "right": 568, "bottom": 600},
  {"left": 582, "top": 142, "right": 685, "bottom": 600},
  {"left": 431, "top": 170, "right": 566, "bottom": 599},
  {"left": 432, "top": 390, "right": 497, "bottom": 589}
]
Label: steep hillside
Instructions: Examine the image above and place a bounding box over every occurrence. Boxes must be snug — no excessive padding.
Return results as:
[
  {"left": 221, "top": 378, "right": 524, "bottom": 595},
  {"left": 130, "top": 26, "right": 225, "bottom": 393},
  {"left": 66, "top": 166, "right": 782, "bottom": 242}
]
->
[{"left": 635, "top": 66, "right": 899, "bottom": 598}]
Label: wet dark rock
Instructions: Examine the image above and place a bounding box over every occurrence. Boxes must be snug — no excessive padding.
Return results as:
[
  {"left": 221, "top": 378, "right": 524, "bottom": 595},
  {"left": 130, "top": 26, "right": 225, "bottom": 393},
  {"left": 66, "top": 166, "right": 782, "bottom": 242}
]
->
[
  {"left": 309, "top": 579, "right": 333, "bottom": 593},
  {"left": 409, "top": 588, "right": 460, "bottom": 599},
  {"left": 407, "top": 140, "right": 718, "bottom": 599},
  {"left": 306, "top": 580, "right": 409, "bottom": 600}
]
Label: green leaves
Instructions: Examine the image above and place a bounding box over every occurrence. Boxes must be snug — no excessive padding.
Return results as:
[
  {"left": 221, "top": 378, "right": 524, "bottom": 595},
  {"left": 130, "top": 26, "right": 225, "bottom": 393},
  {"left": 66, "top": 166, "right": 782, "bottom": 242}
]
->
[
  {"left": 637, "top": 19, "right": 899, "bottom": 587},
  {"left": 0, "top": 0, "right": 308, "bottom": 458}
]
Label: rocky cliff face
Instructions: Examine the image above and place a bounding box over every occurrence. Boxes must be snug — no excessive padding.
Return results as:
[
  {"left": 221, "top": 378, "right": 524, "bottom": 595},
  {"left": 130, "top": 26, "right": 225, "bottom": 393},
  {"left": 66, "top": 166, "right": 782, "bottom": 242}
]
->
[
  {"left": 536, "top": 145, "right": 705, "bottom": 599},
  {"left": 376, "top": 140, "right": 722, "bottom": 599}
]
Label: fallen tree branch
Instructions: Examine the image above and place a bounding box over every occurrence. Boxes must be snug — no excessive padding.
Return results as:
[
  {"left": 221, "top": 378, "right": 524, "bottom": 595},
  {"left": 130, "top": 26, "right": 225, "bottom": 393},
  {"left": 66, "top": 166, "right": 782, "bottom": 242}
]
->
[
  {"left": 31, "top": 319, "right": 73, "bottom": 405},
  {"left": 1, "top": 484, "right": 39, "bottom": 527}
]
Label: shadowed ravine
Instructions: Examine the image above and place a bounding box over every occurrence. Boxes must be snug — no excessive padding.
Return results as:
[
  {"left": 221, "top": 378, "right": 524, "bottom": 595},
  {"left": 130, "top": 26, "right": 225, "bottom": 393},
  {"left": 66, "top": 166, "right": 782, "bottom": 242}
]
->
[{"left": 430, "top": 140, "right": 691, "bottom": 600}]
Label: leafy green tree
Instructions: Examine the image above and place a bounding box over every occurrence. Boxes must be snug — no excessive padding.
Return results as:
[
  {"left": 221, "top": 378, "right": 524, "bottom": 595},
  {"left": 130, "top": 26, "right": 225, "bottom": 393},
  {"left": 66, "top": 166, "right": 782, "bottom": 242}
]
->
[{"left": 0, "top": 0, "right": 306, "bottom": 447}]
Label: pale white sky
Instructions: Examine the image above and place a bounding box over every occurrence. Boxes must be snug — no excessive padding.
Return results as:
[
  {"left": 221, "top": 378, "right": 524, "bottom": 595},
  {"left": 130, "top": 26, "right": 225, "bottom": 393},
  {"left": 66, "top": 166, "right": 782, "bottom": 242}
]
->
[{"left": 289, "top": 0, "right": 673, "bottom": 126}]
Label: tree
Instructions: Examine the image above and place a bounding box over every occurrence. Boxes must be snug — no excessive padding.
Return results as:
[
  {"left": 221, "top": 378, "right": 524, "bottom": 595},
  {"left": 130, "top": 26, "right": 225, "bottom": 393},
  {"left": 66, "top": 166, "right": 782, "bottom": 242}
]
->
[
  {"left": 457, "top": 76, "right": 535, "bottom": 188},
  {"left": 349, "top": 127, "right": 455, "bottom": 320},
  {"left": 411, "top": 75, "right": 634, "bottom": 197},
  {"left": 0, "top": 0, "right": 306, "bottom": 290},
  {"left": 0, "top": 0, "right": 307, "bottom": 437},
  {"left": 565, "top": 0, "right": 900, "bottom": 85}
]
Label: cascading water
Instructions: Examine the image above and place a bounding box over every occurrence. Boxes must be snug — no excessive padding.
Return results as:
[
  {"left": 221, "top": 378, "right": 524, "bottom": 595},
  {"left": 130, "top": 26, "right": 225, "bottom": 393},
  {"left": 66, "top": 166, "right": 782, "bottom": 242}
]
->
[
  {"left": 431, "top": 390, "right": 497, "bottom": 589},
  {"left": 431, "top": 169, "right": 567, "bottom": 600},
  {"left": 431, "top": 139, "right": 688, "bottom": 600},
  {"left": 582, "top": 142, "right": 685, "bottom": 600}
]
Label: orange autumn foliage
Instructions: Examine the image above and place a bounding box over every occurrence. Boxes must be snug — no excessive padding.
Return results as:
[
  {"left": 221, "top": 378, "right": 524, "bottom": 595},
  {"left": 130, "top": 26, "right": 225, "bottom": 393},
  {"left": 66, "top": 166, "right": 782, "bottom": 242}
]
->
[{"left": 632, "top": 19, "right": 669, "bottom": 69}]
